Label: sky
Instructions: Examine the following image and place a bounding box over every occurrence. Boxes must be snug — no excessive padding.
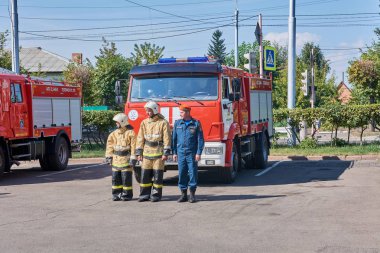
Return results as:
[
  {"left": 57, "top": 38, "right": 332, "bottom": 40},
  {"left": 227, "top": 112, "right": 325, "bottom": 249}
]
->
[{"left": 1, "top": 0, "right": 379, "bottom": 84}]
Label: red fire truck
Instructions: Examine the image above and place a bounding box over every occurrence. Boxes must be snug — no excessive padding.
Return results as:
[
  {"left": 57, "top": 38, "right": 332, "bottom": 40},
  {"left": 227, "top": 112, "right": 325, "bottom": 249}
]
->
[
  {"left": 0, "top": 70, "right": 82, "bottom": 178},
  {"left": 125, "top": 57, "right": 273, "bottom": 183}
]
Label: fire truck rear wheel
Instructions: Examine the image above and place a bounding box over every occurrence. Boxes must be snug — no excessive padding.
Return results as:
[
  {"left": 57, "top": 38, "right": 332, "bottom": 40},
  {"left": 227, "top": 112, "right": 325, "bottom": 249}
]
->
[
  {"left": 50, "top": 137, "right": 69, "bottom": 171},
  {"left": 220, "top": 143, "right": 238, "bottom": 183},
  {"left": 0, "top": 147, "right": 6, "bottom": 178},
  {"left": 40, "top": 137, "right": 69, "bottom": 171},
  {"left": 254, "top": 133, "right": 269, "bottom": 169}
]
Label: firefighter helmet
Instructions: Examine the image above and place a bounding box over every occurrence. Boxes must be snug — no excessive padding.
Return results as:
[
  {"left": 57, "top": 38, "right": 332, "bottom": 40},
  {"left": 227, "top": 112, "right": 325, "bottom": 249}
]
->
[
  {"left": 113, "top": 113, "right": 129, "bottom": 127},
  {"left": 144, "top": 101, "right": 159, "bottom": 115}
]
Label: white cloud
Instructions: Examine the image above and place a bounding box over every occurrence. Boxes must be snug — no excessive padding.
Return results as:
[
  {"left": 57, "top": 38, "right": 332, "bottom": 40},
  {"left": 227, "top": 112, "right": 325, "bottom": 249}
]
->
[{"left": 264, "top": 32, "right": 320, "bottom": 49}]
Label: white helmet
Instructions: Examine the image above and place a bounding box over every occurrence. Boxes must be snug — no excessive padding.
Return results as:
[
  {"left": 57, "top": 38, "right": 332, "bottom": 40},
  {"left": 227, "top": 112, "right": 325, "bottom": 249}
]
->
[
  {"left": 144, "top": 101, "right": 159, "bottom": 115},
  {"left": 113, "top": 113, "right": 129, "bottom": 127}
]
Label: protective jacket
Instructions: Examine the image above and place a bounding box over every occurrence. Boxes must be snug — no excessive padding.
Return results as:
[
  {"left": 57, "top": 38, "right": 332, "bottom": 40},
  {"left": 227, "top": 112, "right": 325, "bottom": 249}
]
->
[
  {"left": 135, "top": 114, "right": 171, "bottom": 159},
  {"left": 106, "top": 127, "right": 136, "bottom": 168}
]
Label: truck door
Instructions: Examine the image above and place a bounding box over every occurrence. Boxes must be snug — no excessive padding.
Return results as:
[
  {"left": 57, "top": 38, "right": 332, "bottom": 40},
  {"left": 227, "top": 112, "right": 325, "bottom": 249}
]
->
[
  {"left": 10, "top": 82, "right": 29, "bottom": 137},
  {"left": 221, "top": 77, "right": 233, "bottom": 140}
]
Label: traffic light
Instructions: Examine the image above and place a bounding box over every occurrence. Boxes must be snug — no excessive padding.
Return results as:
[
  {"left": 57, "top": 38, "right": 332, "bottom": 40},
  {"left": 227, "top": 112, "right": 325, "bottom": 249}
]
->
[
  {"left": 301, "top": 70, "right": 308, "bottom": 96},
  {"left": 243, "top": 52, "right": 257, "bottom": 73}
]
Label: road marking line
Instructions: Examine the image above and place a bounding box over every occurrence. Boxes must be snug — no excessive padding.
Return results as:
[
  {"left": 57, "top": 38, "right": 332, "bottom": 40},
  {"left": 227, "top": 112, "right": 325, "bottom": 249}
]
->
[
  {"left": 255, "top": 161, "right": 283, "bottom": 177},
  {"left": 36, "top": 163, "right": 107, "bottom": 178}
]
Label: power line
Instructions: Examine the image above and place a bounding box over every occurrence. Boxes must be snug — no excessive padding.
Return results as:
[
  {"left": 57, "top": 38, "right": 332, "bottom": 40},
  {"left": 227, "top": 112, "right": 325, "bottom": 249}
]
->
[
  {"left": 0, "top": 0, "right": 231, "bottom": 9},
  {"left": 21, "top": 16, "right": 234, "bottom": 33},
  {"left": 19, "top": 15, "right": 257, "bottom": 42}
]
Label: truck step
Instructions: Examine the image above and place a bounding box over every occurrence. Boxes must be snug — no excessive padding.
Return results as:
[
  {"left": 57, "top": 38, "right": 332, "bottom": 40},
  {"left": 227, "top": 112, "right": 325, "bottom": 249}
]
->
[
  {"left": 12, "top": 154, "right": 31, "bottom": 159},
  {"left": 11, "top": 143, "right": 31, "bottom": 148},
  {"left": 240, "top": 140, "right": 250, "bottom": 145},
  {"left": 241, "top": 151, "right": 252, "bottom": 157}
]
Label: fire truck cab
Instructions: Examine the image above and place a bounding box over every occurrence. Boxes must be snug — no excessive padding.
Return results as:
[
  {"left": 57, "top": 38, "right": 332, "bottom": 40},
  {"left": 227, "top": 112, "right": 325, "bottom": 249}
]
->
[
  {"left": 125, "top": 57, "right": 273, "bottom": 183},
  {"left": 0, "top": 70, "right": 82, "bottom": 178}
]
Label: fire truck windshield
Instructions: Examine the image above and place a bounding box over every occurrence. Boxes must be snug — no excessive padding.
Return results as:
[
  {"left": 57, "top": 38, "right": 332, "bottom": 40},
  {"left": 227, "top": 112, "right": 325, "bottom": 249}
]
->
[{"left": 130, "top": 75, "right": 218, "bottom": 102}]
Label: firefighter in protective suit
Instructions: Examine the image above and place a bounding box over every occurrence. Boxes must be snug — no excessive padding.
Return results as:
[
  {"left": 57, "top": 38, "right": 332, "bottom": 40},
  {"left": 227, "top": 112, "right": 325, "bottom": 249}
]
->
[
  {"left": 105, "top": 113, "right": 136, "bottom": 201},
  {"left": 136, "top": 101, "right": 171, "bottom": 202}
]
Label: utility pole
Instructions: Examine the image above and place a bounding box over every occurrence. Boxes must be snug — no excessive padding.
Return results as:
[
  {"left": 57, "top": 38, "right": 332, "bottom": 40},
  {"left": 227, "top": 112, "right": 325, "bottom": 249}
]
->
[
  {"left": 287, "top": 0, "right": 296, "bottom": 145},
  {"left": 234, "top": 0, "right": 239, "bottom": 67},
  {"left": 310, "top": 48, "right": 315, "bottom": 108},
  {"left": 259, "top": 14, "right": 264, "bottom": 77},
  {"left": 11, "top": 0, "right": 20, "bottom": 74}
]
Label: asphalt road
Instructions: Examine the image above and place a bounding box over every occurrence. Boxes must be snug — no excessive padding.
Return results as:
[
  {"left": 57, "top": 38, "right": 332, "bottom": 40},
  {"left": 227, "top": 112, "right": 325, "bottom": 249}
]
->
[{"left": 1, "top": 159, "right": 380, "bottom": 253}]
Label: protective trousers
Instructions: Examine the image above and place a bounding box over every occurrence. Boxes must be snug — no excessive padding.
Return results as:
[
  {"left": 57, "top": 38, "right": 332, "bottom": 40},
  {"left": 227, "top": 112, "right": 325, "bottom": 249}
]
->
[
  {"left": 112, "top": 167, "right": 133, "bottom": 200},
  {"left": 178, "top": 151, "right": 198, "bottom": 191},
  {"left": 139, "top": 159, "right": 164, "bottom": 200}
]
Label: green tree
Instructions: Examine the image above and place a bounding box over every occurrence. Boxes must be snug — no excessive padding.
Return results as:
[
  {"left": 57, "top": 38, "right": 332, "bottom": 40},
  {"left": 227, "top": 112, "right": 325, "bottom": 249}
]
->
[
  {"left": 131, "top": 42, "right": 165, "bottom": 65},
  {"left": 348, "top": 28, "right": 380, "bottom": 106},
  {"left": 272, "top": 43, "right": 291, "bottom": 109},
  {"left": 207, "top": 29, "right": 227, "bottom": 63},
  {"left": 92, "top": 39, "right": 132, "bottom": 107},
  {"left": 299, "top": 42, "right": 337, "bottom": 107},
  {"left": 63, "top": 59, "right": 94, "bottom": 105},
  {"left": 0, "top": 30, "right": 12, "bottom": 70}
]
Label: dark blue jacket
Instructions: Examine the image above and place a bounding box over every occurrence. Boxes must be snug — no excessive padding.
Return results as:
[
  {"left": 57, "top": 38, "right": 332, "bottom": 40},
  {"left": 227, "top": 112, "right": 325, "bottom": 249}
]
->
[{"left": 172, "top": 118, "right": 205, "bottom": 155}]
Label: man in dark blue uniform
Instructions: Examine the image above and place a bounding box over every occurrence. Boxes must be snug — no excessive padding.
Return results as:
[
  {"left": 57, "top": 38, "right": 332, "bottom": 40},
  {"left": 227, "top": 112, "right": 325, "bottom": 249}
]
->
[{"left": 172, "top": 104, "right": 205, "bottom": 203}]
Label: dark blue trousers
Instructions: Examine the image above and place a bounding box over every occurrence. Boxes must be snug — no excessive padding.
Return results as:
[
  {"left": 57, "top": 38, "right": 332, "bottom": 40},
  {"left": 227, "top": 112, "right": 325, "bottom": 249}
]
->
[{"left": 177, "top": 151, "right": 198, "bottom": 191}]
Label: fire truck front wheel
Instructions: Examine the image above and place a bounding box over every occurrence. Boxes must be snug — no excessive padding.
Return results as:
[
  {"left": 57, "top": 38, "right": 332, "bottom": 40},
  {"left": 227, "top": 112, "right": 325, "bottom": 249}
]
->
[{"left": 220, "top": 143, "right": 239, "bottom": 183}]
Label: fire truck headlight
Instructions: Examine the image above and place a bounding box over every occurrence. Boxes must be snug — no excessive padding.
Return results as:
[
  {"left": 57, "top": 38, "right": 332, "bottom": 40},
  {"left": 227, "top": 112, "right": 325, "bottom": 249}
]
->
[{"left": 205, "top": 147, "right": 223, "bottom": 155}]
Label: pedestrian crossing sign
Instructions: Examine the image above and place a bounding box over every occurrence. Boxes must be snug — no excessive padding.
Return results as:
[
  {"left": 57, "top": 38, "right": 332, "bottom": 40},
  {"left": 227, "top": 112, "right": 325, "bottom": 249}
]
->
[{"left": 264, "top": 46, "right": 276, "bottom": 71}]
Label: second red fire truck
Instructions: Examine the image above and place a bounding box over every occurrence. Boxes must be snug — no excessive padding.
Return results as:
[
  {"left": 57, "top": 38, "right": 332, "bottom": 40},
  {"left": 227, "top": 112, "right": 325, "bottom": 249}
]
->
[
  {"left": 0, "top": 69, "right": 82, "bottom": 178},
  {"left": 125, "top": 57, "right": 273, "bottom": 183}
]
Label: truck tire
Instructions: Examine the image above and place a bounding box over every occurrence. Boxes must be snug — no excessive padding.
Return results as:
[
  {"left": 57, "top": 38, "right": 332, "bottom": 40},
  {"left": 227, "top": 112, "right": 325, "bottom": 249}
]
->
[
  {"left": 220, "top": 143, "right": 238, "bottom": 183},
  {"left": 39, "top": 156, "right": 50, "bottom": 171},
  {"left": 0, "top": 147, "right": 5, "bottom": 178},
  {"left": 254, "top": 133, "right": 269, "bottom": 170},
  {"left": 40, "top": 137, "right": 69, "bottom": 171}
]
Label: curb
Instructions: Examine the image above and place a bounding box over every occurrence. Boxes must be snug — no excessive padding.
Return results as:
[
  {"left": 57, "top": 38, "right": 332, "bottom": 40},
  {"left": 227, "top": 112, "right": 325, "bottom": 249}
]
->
[{"left": 269, "top": 155, "right": 380, "bottom": 161}]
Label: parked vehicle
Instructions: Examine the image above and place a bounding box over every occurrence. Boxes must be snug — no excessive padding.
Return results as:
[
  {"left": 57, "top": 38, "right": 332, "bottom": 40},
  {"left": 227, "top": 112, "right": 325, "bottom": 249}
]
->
[
  {"left": 125, "top": 57, "right": 273, "bottom": 183},
  {"left": 0, "top": 72, "right": 82, "bottom": 178}
]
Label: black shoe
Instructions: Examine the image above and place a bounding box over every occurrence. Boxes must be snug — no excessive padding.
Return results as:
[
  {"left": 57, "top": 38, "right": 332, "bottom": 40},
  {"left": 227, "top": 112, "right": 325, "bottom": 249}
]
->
[
  {"left": 121, "top": 196, "right": 132, "bottom": 201},
  {"left": 178, "top": 189, "right": 188, "bottom": 203},
  {"left": 112, "top": 196, "right": 121, "bottom": 201},
  {"left": 150, "top": 196, "right": 160, "bottom": 202},
  {"left": 138, "top": 197, "right": 149, "bottom": 202},
  {"left": 189, "top": 190, "right": 196, "bottom": 203}
]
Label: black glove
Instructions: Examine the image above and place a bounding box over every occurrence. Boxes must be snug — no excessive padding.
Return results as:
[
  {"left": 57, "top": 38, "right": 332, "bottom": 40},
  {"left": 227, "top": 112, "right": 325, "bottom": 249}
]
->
[
  {"left": 105, "top": 157, "right": 113, "bottom": 165},
  {"left": 130, "top": 159, "right": 137, "bottom": 167}
]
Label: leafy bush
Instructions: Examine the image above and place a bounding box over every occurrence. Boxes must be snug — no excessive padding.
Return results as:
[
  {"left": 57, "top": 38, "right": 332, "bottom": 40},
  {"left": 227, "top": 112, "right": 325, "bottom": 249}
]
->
[
  {"left": 299, "top": 137, "right": 318, "bottom": 149},
  {"left": 273, "top": 104, "right": 380, "bottom": 145},
  {"left": 331, "top": 138, "right": 348, "bottom": 147},
  {"left": 82, "top": 110, "right": 119, "bottom": 131}
]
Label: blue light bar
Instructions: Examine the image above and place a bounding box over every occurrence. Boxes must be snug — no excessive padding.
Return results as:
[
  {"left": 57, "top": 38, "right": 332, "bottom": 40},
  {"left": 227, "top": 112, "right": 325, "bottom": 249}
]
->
[
  {"left": 187, "top": 57, "right": 209, "bottom": 62},
  {"left": 158, "top": 56, "right": 209, "bottom": 64},
  {"left": 158, "top": 58, "right": 177, "bottom": 63}
]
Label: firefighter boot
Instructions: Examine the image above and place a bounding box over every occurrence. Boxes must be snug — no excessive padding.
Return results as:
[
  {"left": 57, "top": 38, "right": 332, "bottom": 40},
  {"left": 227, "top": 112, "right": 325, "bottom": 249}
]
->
[
  {"left": 178, "top": 189, "right": 188, "bottom": 202},
  {"left": 150, "top": 170, "right": 163, "bottom": 202},
  {"left": 189, "top": 189, "right": 196, "bottom": 203}
]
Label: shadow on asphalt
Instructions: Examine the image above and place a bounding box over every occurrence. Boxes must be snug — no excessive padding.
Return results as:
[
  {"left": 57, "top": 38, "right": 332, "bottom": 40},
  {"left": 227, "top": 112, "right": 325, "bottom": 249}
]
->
[
  {"left": 164, "top": 160, "right": 353, "bottom": 187},
  {"left": 160, "top": 194, "right": 286, "bottom": 202},
  {"left": 0, "top": 163, "right": 110, "bottom": 186},
  {"left": 1, "top": 160, "right": 353, "bottom": 188}
]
